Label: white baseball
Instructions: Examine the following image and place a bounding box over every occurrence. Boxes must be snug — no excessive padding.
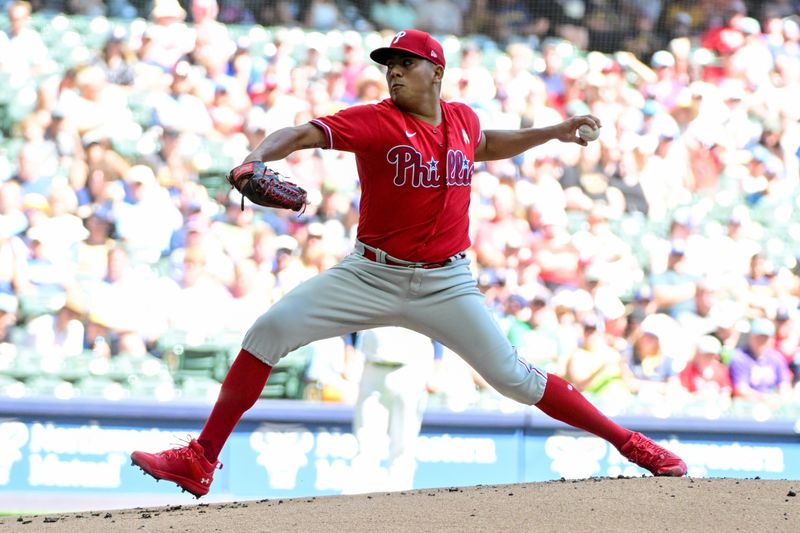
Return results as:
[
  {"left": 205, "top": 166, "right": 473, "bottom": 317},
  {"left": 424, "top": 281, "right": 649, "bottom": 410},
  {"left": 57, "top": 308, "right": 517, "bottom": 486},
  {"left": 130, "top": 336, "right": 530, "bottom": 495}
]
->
[{"left": 578, "top": 124, "right": 600, "bottom": 142}]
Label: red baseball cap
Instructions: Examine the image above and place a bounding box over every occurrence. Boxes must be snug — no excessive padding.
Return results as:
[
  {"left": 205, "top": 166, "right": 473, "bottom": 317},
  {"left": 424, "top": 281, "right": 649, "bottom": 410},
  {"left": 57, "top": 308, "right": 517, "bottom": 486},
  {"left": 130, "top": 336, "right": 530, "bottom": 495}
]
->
[{"left": 370, "top": 29, "right": 446, "bottom": 69}]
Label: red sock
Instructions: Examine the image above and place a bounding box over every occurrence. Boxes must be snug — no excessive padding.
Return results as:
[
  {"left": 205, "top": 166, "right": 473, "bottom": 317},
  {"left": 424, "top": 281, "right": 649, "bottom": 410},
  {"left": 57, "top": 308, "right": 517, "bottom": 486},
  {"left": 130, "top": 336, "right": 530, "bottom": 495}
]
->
[
  {"left": 535, "top": 373, "right": 631, "bottom": 449},
  {"left": 198, "top": 349, "right": 271, "bottom": 462}
]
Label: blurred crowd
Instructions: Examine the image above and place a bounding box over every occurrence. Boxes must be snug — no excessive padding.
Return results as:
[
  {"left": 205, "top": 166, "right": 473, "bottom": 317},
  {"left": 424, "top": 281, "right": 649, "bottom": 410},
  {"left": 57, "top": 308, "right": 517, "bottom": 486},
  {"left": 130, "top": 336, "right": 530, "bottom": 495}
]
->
[{"left": 1, "top": 0, "right": 800, "bottom": 419}]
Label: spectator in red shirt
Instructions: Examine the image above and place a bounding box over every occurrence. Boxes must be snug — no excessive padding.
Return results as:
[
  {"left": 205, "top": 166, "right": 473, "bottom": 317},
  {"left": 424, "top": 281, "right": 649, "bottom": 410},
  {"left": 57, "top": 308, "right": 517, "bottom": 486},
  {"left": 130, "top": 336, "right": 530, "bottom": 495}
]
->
[
  {"left": 699, "top": 1, "right": 747, "bottom": 83},
  {"left": 773, "top": 307, "right": 799, "bottom": 385},
  {"left": 530, "top": 208, "right": 581, "bottom": 289},
  {"left": 678, "top": 334, "right": 732, "bottom": 400}
]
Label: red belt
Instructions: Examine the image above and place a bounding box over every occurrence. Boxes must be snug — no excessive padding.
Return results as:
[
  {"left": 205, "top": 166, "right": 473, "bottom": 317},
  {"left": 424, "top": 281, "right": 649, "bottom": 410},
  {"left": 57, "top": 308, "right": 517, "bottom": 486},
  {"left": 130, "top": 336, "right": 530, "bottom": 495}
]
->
[{"left": 360, "top": 248, "right": 466, "bottom": 269}]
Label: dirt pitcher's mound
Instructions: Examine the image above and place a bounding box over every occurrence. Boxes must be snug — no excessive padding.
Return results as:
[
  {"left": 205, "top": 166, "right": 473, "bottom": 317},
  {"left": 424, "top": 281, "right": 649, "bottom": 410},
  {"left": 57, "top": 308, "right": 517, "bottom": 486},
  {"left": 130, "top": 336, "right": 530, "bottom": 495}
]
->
[{"left": 2, "top": 477, "right": 798, "bottom": 532}]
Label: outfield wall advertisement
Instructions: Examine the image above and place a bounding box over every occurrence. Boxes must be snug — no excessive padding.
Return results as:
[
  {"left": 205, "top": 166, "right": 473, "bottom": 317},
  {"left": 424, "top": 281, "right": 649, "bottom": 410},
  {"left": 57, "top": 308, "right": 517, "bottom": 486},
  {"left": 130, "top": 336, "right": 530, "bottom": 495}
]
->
[{"left": 0, "top": 399, "right": 798, "bottom": 511}]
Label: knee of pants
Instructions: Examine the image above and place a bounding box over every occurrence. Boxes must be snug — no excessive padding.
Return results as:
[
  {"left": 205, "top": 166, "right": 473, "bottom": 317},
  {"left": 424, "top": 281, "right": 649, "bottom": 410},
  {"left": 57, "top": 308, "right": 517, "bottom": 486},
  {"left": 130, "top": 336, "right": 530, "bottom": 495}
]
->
[
  {"left": 241, "top": 309, "right": 301, "bottom": 366},
  {"left": 489, "top": 370, "right": 548, "bottom": 406}
]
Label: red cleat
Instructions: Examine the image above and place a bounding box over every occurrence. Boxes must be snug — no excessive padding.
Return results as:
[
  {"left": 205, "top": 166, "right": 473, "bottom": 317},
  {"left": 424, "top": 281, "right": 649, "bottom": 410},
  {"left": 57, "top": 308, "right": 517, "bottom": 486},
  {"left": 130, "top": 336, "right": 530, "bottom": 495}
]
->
[
  {"left": 131, "top": 439, "right": 220, "bottom": 497},
  {"left": 619, "top": 432, "right": 687, "bottom": 477}
]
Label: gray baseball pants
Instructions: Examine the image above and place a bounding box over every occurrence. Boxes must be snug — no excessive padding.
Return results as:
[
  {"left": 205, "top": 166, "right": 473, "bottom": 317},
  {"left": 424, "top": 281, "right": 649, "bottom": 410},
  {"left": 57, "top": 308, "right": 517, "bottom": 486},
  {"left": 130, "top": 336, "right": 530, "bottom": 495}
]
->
[{"left": 242, "top": 252, "right": 548, "bottom": 405}]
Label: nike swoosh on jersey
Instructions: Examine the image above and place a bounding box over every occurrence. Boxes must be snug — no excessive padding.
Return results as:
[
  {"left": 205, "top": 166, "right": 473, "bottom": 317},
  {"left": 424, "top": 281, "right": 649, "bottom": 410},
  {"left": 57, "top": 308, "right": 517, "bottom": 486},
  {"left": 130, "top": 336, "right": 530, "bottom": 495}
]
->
[{"left": 405, "top": 131, "right": 417, "bottom": 138}]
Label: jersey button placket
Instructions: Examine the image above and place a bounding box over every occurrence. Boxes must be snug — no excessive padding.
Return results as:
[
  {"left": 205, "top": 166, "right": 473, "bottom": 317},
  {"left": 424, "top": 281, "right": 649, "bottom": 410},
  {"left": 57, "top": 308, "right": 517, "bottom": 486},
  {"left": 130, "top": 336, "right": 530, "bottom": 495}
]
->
[{"left": 432, "top": 128, "right": 443, "bottom": 147}]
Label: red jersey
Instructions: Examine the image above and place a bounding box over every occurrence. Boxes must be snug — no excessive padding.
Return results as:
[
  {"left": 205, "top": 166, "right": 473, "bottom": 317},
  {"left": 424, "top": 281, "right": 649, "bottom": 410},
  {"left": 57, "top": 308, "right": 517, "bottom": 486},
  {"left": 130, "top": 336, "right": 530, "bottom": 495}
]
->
[{"left": 310, "top": 98, "right": 482, "bottom": 263}]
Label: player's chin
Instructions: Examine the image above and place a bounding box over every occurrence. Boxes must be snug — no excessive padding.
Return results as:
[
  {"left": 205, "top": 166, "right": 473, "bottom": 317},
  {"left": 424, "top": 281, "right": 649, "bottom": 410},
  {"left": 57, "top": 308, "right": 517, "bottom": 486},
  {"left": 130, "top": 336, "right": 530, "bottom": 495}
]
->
[{"left": 390, "top": 92, "right": 411, "bottom": 109}]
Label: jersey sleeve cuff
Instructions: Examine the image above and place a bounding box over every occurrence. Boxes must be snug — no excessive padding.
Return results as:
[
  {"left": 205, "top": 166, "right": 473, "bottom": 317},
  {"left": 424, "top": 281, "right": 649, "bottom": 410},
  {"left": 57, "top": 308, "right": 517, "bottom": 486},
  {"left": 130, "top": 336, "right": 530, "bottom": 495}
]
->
[{"left": 310, "top": 119, "right": 333, "bottom": 150}]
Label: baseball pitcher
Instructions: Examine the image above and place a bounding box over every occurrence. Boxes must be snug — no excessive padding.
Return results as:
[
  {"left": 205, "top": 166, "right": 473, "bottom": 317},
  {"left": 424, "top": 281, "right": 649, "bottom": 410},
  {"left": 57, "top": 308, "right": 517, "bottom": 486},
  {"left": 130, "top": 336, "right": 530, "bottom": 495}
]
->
[{"left": 132, "top": 29, "right": 686, "bottom": 498}]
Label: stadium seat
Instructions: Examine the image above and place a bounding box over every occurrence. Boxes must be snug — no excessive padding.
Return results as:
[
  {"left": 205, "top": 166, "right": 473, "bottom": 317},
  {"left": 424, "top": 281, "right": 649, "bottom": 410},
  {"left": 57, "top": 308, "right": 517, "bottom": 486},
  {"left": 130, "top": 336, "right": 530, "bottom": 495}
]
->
[
  {"left": 179, "top": 375, "right": 222, "bottom": 402},
  {"left": 0, "top": 374, "right": 26, "bottom": 398},
  {"left": 24, "top": 375, "right": 75, "bottom": 399},
  {"left": 727, "top": 399, "right": 762, "bottom": 420},
  {"left": 198, "top": 174, "right": 231, "bottom": 203},
  {"left": 110, "top": 123, "right": 147, "bottom": 160},
  {"left": 198, "top": 138, "right": 238, "bottom": 176},
  {"left": 166, "top": 343, "right": 230, "bottom": 384},
  {"left": 0, "top": 142, "right": 18, "bottom": 181},
  {"left": 82, "top": 16, "right": 114, "bottom": 49},
  {"left": 566, "top": 211, "right": 587, "bottom": 233},
  {"left": 225, "top": 23, "right": 251, "bottom": 47},
  {"left": 106, "top": 352, "right": 170, "bottom": 383},
  {"left": 0, "top": 343, "right": 16, "bottom": 372},
  {"left": 126, "top": 91, "right": 156, "bottom": 128},
  {"left": 106, "top": 351, "right": 138, "bottom": 378},
  {"left": 17, "top": 287, "right": 65, "bottom": 322},
  {"left": 0, "top": 73, "right": 16, "bottom": 105},
  {"left": 259, "top": 346, "right": 313, "bottom": 400},
  {"left": 0, "top": 137, "right": 24, "bottom": 163},
  {"left": 56, "top": 351, "right": 96, "bottom": 383},
  {"left": 74, "top": 374, "right": 128, "bottom": 400},
  {"left": 127, "top": 375, "right": 177, "bottom": 402},
  {"left": 0, "top": 83, "right": 37, "bottom": 135},
  {"left": 4, "top": 348, "right": 43, "bottom": 383},
  {"left": 775, "top": 402, "right": 800, "bottom": 419}
]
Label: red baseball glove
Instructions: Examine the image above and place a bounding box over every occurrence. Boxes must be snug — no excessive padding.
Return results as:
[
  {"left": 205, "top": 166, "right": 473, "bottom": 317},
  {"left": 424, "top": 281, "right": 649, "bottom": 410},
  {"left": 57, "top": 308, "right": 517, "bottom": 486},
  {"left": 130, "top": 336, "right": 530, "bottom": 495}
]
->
[{"left": 226, "top": 161, "right": 307, "bottom": 212}]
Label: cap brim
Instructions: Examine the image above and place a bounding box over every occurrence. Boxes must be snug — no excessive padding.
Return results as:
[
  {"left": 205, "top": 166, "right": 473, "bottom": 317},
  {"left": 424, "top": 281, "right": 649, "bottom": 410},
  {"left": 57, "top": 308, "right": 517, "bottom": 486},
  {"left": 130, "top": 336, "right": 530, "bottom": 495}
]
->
[{"left": 370, "top": 46, "right": 429, "bottom": 66}]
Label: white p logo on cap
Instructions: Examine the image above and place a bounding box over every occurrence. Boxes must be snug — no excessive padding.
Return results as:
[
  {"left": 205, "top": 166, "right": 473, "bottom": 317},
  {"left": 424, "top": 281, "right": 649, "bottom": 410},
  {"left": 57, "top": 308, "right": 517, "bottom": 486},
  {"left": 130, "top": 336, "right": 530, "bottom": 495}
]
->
[{"left": 392, "top": 31, "right": 407, "bottom": 45}]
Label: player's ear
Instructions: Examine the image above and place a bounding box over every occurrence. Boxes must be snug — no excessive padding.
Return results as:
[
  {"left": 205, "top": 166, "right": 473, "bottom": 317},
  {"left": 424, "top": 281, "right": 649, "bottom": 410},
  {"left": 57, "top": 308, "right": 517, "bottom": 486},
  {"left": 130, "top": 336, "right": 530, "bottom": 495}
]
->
[{"left": 432, "top": 65, "right": 444, "bottom": 83}]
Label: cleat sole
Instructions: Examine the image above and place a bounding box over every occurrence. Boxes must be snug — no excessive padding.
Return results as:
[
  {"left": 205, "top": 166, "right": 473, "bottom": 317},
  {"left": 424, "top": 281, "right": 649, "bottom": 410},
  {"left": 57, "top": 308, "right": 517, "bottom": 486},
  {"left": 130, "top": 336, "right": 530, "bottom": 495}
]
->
[{"left": 131, "top": 460, "right": 207, "bottom": 498}]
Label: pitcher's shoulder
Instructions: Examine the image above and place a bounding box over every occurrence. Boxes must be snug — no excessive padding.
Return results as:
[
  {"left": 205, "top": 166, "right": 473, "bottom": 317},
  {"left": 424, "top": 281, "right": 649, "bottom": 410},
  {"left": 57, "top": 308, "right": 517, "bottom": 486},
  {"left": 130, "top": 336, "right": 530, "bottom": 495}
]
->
[{"left": 442, "top": 100, "right": 480, "bottom": 121}]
